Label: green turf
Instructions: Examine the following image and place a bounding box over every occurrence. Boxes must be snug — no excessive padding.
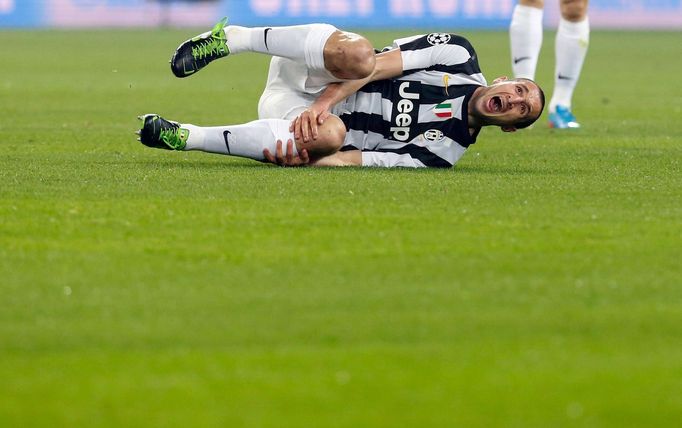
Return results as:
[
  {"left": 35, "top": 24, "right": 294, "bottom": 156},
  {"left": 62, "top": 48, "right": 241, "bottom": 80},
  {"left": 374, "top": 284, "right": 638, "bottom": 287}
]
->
[{"left": 1, "top": 29, "right": 681, "bottom": 427}]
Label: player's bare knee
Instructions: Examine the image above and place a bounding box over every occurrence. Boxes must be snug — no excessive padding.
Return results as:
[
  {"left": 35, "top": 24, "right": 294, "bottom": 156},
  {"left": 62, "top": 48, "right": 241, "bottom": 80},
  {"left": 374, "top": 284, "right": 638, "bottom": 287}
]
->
[
  {"left": 560, "top": 0, "right": 588, "bottom": 21},
  {"left": 519, "top": 0, "right": 544, "bottom": 9},
  {"left": 307, "top": 116, "right": 346, "bottom": 158},
  {"left": 324, "top": 32, "right": 376, "bottom": 80},
  {"left": 344, "top": 38, "right": 375, "bottom": 79}
]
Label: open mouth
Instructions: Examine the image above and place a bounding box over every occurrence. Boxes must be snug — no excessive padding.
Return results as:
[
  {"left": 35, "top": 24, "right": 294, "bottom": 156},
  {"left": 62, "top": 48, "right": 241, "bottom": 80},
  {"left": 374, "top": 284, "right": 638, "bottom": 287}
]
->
[{"left": 488, "top": 96, "right": 502, "bottom": 113}]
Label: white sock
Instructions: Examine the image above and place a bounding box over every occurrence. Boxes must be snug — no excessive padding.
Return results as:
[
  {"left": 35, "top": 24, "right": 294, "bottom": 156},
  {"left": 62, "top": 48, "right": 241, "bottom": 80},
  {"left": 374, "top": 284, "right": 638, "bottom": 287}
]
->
[
  {"left": 509, "top": 4, "right": 544, "bottom": 80},
  {"left": 550, "top": 17, "right": 590, "bottom": 112},
  {"left": 224, "top": 24, "right": 337, "bottom": 72},
  {"left": 182, "top": 119, "right": 294, "bottom": 162}
]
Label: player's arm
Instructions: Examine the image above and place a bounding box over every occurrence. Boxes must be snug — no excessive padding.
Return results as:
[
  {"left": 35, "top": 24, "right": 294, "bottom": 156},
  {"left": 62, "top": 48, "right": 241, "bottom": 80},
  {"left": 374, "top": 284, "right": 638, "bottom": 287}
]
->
[
  {"left": 311, "top": 150, "right": 431, "bottom": 168},
  {"left": 264, "top": 144, "right": 441, "bottom": 169},
  {"left": 315, "top": 48, "right": 404, "bottom": 110},
  {"left": 291, "top": 49, "right": 403, "bottom": 143},
  {"left": 263, "top": 141, "right": 361, "bottom": 167},
  {"left": 309, "top": 150, "right": 440, "bottom": 168},
  {"left": 308, "top": 150, "right": 362, "bottom": 167}
]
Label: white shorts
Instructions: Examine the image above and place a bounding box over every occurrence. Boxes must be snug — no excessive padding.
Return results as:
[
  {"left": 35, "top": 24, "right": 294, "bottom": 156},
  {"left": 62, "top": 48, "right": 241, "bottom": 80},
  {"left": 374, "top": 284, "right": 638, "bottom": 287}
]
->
[{"left": 257, "top": 24, "right": 341, "bottom": 120}]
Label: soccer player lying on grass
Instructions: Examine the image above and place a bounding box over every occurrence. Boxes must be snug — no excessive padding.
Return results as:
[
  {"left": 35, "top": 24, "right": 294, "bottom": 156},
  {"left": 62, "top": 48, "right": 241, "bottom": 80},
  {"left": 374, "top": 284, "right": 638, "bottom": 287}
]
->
[{"left": 137, "top": 18, "right": 545, "bottom": 168}]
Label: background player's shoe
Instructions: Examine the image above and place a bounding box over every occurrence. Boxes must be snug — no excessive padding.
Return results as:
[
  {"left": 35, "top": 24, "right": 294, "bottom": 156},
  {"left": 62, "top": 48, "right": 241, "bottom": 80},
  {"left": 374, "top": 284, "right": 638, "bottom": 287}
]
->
[
  {"left": 170, "top": 17, "right": 229, "bottom": 78},
  {"left": 136, "top": 114, "right": 189, "bottom": 150},
  {"left": 549, "top": 105, "right": 581, "bottom": 129}
]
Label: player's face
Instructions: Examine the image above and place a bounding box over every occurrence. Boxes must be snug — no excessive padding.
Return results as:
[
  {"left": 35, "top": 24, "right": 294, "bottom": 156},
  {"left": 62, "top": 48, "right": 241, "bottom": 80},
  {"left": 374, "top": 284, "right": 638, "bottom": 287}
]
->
[{"left": 473, "top": 78, "right": 543, "bottom": 130}]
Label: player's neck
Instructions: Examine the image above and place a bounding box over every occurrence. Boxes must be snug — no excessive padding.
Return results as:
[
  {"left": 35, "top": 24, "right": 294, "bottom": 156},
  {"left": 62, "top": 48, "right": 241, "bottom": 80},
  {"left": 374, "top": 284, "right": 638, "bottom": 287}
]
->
[
  {"left": 467, "top": 113, "right": 482, "bottom": 135},
  {"left": 468, "top": 86, "right": 485, "bottom": 129}
]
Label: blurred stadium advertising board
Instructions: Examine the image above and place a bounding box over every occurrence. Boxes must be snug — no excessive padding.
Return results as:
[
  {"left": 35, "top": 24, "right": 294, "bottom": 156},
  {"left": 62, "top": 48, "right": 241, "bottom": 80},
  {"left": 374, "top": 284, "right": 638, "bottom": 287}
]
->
[{"left": 1, "top": 0, "right": 681, "bottom": 28}]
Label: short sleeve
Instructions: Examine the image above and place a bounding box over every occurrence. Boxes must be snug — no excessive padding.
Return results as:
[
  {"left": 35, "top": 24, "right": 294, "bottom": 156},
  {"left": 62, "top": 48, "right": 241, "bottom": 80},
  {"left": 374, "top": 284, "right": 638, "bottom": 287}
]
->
[
  {"left": 393, "top": 34, "right": 476, "bottom": 73},
  {"left": 361, "top": 152, "right": 427, "bottom": 168}
]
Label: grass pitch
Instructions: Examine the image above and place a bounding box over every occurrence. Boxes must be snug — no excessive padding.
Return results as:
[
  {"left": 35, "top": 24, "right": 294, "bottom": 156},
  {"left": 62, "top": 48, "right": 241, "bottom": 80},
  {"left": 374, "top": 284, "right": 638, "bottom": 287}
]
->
[{"left": 1, "top": 29, "right": 681, "bottom": 427}]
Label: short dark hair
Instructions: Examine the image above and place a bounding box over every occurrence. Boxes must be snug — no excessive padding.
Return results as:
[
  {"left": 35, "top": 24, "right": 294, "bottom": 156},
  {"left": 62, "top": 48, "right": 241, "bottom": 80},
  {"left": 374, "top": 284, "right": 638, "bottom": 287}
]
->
[{"left": 514, "top": 78, "right": 545, "bottom": 129}]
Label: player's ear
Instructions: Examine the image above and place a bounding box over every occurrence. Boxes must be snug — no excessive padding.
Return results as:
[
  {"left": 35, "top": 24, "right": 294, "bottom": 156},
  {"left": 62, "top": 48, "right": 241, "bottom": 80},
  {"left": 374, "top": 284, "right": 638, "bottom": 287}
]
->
[
  {"left": 501, "top": 125, "right": 517, "bottom": 133},
  {"left": 492, "top": 76, "right": 509, "bottom": 85}
]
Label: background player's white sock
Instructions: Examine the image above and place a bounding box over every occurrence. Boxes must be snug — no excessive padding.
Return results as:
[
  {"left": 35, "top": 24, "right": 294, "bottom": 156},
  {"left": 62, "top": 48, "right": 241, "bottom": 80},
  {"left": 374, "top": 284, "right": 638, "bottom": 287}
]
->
[
  {"left": 225, "top": 24, "right": 337, "bottom": 72},
  {"left": 182, "top": 119, "right": 295, "bottom": 161},
  {"left": 550, "top": 17, "right": 590, "bottom": 112},
  {"left": 509, "top": 4, "right": 544, "bottom": 80}
]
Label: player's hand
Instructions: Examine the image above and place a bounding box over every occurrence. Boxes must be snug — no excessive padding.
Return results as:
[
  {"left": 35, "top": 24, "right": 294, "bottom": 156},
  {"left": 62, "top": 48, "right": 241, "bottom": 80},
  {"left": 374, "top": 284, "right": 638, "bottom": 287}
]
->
[
  {"left": 289, "top": 104, "right": 331, "bottom": 145},
  {"left": 263, "top": 139, "right": 310, "bottom": 167}
]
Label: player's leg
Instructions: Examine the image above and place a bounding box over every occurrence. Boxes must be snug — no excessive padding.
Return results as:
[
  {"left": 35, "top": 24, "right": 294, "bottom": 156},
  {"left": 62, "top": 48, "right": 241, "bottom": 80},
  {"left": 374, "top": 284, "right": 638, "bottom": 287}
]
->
[
  {"left": 549, "top": 0, "right": 589, "bottom": 128},
  {"left": 136, "top": 114, "right": 345, "bottom": 163},
  {"left": 171, "top": 19, "right": 375, "bottom": 80},
  {"left": 226, "top": 25, "right": 375, "bottom": 80},
  {"left": 509, "top": 0, "right": 545, "bottom": 80}
]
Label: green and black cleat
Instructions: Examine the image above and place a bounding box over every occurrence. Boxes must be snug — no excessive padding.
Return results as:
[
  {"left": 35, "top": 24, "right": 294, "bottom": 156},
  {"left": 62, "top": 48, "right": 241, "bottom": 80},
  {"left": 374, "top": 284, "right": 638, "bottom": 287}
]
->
[
  {"left": 170, "top": 17, "right": 230, "bottom": 78},
  {"left": 136, "top": 114, "right": 189, "bottom": 150}
]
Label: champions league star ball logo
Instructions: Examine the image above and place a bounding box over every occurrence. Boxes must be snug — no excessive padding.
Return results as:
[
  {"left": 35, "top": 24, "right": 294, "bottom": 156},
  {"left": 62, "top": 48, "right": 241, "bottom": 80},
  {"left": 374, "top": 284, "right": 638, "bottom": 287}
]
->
[{"left": 427, "top": 33, "right": 451, "bottom": 45}]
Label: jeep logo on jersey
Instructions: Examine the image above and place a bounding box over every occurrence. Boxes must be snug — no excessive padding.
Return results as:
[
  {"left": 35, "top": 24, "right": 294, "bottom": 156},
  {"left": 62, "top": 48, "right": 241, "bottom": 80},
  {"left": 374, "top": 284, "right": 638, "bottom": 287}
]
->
[
  {"left": 390, "top": 81, "right": 421, "bottom": 142},
  {"left": 423, "top": 129, "right": 444, "bottom": 143},
  {"left": 427, "top": 33, "right": 451, "bottom": 45}
]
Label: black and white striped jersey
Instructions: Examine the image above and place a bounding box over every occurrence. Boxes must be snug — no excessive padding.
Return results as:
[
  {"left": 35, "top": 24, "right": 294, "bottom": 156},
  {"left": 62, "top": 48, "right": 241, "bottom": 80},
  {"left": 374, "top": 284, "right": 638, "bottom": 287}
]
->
[{"left": 332, "top": 33, "right": 487, "bottom": 168}]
